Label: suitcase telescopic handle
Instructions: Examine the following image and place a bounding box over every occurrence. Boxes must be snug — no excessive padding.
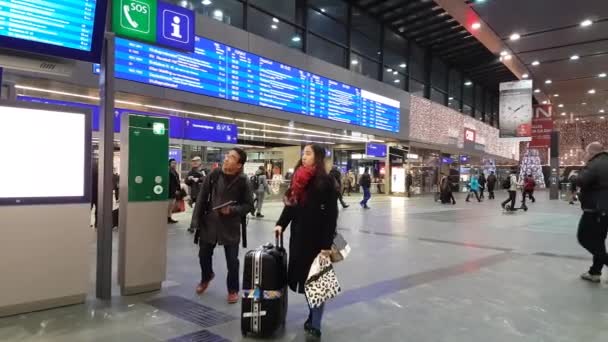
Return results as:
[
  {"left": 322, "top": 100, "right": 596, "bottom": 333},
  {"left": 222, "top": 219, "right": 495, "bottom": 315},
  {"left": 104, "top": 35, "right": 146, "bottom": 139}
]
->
[{"left": 275, "top": 230, "right": 284, "bottom": 248}]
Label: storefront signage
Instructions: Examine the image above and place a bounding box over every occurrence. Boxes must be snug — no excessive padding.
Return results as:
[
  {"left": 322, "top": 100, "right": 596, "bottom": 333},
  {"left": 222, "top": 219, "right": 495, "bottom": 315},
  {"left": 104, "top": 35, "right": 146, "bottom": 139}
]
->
[
  {"left": 112, "top": 0, "right": 194, "bottom": 51},
  {"left": 108, "top": 36, "right": 400, "bottom": 133},
  {"left": 530, "top": 104, "right": 553, "bottom": 148},
  {"left": 464, "top": 128, "right": 476, "bottom": 143}
]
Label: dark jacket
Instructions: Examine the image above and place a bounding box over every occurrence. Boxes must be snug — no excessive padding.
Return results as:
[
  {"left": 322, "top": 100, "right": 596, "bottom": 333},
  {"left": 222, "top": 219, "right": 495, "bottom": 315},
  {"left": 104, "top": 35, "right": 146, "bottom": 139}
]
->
[
  {"left": 478, "top": 174, "right": 486, "bottom": 187},
  {"left": 169, "top": 168, "right": 180, "bottom": 199},
  {"left": 487, "top": 174, "right": 497, "bottom": 190},
  {"left": 185, "top": 168, "right": 205, "bottom": 202},
  {"left": 329, "top": 168, "right": 342, "bottom": 187},
  {"left": 276, "top": 174, "right": 338, "bottom": 293},
  {"left": 359, "top": 173, "right": 372, "bottom": 188},
  {"left": 406, "top": 174, "right": 413, "bottom": 187},
  {"left": 577, "top": 152, "right": 608, "bottom": 212},
  {"left": 193, "top": 169, "right": 254, "bottom": 246}
]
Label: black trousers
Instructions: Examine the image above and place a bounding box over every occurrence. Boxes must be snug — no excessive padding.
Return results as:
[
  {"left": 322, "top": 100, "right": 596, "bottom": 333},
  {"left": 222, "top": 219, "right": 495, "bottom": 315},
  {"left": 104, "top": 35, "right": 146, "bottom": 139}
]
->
[
  {"left": 337, "top": 190, "right": 347, "bottom": 207},
  {"left": 502, "top": 191, "right": 517, "bottom": 209},
  {"left": 577, "top": 212, "right": 608, "bottom": 275},
  {"left": 466, "top": 190, "right": 480, "bottom": 202},
  {"left": 487, "top": 186, "right": 495, "bottom": 199},
  {"left": 479, "top": 186, "right": 485, "bottom": 198},
  {"left": 523, "top": 189, "right": 535, "bottom": 203},
  {"left": 199, "top": 242, "right": 240, "bottom": 293}
]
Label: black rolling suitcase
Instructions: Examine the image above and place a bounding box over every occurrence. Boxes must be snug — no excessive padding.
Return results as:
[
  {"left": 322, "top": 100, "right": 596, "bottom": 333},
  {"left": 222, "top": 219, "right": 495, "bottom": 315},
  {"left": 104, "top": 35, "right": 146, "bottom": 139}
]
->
[{"left": 241, "top": 234, "right": 288, "bottom": 337}]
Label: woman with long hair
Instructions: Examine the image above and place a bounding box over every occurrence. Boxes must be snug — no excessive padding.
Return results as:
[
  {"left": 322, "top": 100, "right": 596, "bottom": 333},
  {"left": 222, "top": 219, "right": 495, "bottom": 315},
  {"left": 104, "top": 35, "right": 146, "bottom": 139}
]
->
[{"left": 274, "top": 144, "right": 338, "bottom": 341}]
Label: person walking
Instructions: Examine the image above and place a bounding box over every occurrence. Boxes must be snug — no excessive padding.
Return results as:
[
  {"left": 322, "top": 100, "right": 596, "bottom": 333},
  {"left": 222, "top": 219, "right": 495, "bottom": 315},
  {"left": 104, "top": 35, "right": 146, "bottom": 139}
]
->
[
  {"left": 523, "top": 174, "right": 536, "bottom": 204},
  {"left": 253, "top": 166, "right": 271, "bottom": 218},
  {"left": 192, "top": 148, "right": 254, "bottom": 304},
  {"left": 359, "top": 167, "right": 372, "bottom": 209},
  {"left": 168, "top": 159, "right": 181, "bottom": 224},
  {"left": 501, "top": 170, "right": 518, "bottom": 210},
  {"left": 487, "top": 171, "right": 497, "bottom": 200},
  {"left": 577, "top": 142, "right": 608, "bottom": 283},
  {"left": 478, "top": 172, "right": 487, "bottom": 199},
  {"left": 440, "top": 175, "right": 456, "bottom": 205},
  {"left": 406, "top": 171, "right": 413, "bottom": 197},
  {"left": 465, "top": 173, "right": 482, "bottom": 202},
  {"left": 342, "top": 170, "right": 354, "bottom": 197},
  {"left": 329, "top": 166, "right": 349, "bottom": 209},
  {"left": 273, "top": 144, "right": 338, "bottom": 341}
]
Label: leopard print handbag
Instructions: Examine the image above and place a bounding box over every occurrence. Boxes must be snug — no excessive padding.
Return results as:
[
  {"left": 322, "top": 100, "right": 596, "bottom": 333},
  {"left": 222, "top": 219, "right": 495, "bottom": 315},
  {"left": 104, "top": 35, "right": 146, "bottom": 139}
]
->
[{"left": 305, "top": 254, "right": 341, "bottom": 308}]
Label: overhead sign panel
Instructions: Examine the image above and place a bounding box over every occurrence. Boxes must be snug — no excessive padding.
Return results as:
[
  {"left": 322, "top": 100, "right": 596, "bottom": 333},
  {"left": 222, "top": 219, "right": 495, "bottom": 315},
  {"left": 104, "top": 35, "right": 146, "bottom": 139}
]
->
[
  {"left": 530, "top": 104, "right": 553, "bottom": 148},
  {"left": 0, "top": 0, "right": 107, "bottom": 62},
  {"left": 499, "top": 80, "right": 533, "bottom": 138},
  {"left": 113, "top": 36, "right": 401, "bottom": 133},
  {"left": 366, "top": 143, "right": 387, "bottom": 158}
]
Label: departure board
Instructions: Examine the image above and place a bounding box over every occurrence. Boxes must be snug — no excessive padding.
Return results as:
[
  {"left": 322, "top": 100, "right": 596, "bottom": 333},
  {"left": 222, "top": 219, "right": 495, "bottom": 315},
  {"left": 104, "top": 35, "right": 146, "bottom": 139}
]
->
[
  {"left": 114, "top": 36, "right": 401, "bottom": 133},
  {"left": 0, "top": 0, "right": 105, "bottom": 61}
]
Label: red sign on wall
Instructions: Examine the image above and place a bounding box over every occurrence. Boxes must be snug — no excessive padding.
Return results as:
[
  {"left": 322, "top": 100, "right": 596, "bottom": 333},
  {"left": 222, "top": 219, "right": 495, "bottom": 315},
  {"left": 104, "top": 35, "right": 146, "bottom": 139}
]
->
[
  {"left": 530, "top": 104, "right": 553, "bottom": 148},
  {"left": 464, "top": 128, "right": 476, "bottom": 143}
]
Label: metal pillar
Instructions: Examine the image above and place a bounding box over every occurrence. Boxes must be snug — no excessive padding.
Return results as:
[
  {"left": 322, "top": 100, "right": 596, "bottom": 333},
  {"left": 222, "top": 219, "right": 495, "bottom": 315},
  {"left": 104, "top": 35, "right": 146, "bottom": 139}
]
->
[
  {"left": 96, "top": 19, "right": 116, "bottom": 299},
  {"left": 549, "top": 131, "right": 560, "bottom": 200}
]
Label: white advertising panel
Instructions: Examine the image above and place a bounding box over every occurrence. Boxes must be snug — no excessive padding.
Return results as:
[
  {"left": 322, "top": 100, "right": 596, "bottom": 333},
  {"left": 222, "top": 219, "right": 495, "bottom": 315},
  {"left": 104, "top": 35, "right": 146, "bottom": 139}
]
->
[{"left": 499, "top": 80, "right": 533, "bottom": 138}]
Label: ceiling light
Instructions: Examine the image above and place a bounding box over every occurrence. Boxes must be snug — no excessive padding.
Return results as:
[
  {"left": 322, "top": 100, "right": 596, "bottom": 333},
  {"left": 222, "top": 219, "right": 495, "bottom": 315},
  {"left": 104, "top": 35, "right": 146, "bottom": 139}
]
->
[
  {"left": 575, "top": 118, "right": 580, "bottom": 121},
  {"left": 553, "top": 94, "right": 559, "bottom": 97},
  {"left": 271, "top": 24, "right": 278, "bottom": 29},
  {"left": 531, "top": 60, "right": 540, "bottom": 66},
  {"left": 464, "top": 81, "right": 473, "bottom": 86},
  {"left": 510, "top": 33, "right": 521, "bottom": 41},
  {"left": 272, "top": 17, "right": 279, "bottom": 23},
  {"left": 582, "top": 102, "right": 587, "bottom": 105},
  {"left": 351, "top": 59, "right": 359, "bottom": 65},
  {"left": 291, "top": 36, "right": 301, "bottom": 42},
  {"left": 600, "top": 109, "right": 605, "bottom": 113},
  {"left": 534, "top": 89, "right": 540, "bottom": 93},
  {"left": 500, "top": 50, "right": 508, "bottom": 56},
  {"left": 570, "top": 55, "right": 580, "bottom": 60},
  {"left": 471, "top": 22, "right": 481, "bottom": 30},
  {"left": 522, "top": 73, "right": 529, "bottom": 78},
  {"left": 581, "top": 19, "right": 593, "bottom": 27},
  {"left": 545, "top": 79, "right": 552, "bottom": 84},
  {"left": 558, "top": 104, "right": 564, "bottom": 108},
  {"left": 393, "top": 79, "right": 400, "bottom": 83},
  {"left": 561, "top": 112, "right": 566, "bottom": 116},
  {"left": 588, "top": 89, "right": 596, "bottom": 94},
  {"left": 503, "top": 54, "right": 512, "bottom": 60},
  {"left": 212, "top": 9, "right": 223, "bottom": 18},
  {"left": 387, "top": 68, "right": 393, "bottom": 72},
  {"left": 393, "top": 71, "right": 398, "bottom": 75},
  {"left": 601, "top": 116, "right": 606, "bottom": 120},
  {"left": 542, "top": 100, "right": 548, "bottom": 104},
  {"left": 599, "top": 73, "right": 607, "bottom": 78},
  {"left": 399, "top": 63, "right": 407, "bottom": 68},
  {"left": 201, "top": 0, "right": 212, "bottom": 5},
  {"left": 320, "top": 8, "right": 326, "bottom": 12},
  {"left": 448, "top": 97, "right": 454, "bottom": 100}
]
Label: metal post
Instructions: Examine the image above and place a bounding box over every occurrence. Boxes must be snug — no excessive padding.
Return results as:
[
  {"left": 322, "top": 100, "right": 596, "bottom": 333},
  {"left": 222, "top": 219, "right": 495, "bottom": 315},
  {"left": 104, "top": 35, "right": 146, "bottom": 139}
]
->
[
  {"left": 549, "top": 131, "right": 560, "bottom": 200},
  {"left": 96, "top": 6, "right": 116, "bottom": 299}
]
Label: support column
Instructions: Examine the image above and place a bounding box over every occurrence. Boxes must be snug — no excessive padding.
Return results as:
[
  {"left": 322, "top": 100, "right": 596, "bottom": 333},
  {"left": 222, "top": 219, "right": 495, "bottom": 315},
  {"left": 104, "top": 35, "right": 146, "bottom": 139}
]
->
[{"left": 549, "top": 131, "right": 560, "bottom": 200}]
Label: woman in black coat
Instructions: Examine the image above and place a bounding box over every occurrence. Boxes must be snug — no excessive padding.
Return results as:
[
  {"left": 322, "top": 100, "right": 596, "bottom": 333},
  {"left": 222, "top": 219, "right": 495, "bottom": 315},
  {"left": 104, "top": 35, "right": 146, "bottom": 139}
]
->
[{"left": 274, "top": 144, "right": 338, "bottom": 341}]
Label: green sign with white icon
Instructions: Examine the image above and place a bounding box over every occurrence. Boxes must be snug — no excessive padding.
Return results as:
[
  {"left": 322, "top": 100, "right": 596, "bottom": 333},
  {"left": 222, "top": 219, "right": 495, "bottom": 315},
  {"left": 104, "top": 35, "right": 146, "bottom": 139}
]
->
[{"left": 113, "top": 0, "right": 157, "bottom": 43}]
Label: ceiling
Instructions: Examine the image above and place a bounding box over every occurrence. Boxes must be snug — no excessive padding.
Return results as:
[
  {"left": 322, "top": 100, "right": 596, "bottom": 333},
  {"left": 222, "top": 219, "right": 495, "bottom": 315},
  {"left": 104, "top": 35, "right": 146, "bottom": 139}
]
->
[
  {"left": 472, "top": 0, "right": 608, "bottom": 122},
  {"left": 351, "top": 0, "right": 518, "bottom": 90}
]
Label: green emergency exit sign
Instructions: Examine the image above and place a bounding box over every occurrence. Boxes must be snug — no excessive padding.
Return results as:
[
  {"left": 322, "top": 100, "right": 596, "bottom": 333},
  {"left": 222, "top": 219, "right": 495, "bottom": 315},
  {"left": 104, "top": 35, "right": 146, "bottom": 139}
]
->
[{"left": 113, "top": 0, "right": 157, "bottom": 43}]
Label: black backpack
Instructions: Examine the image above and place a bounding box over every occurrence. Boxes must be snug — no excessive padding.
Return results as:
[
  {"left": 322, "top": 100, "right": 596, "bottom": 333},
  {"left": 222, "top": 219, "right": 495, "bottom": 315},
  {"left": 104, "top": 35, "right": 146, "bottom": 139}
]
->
[
  {"left": 502, "top": 178, "right": 511, "bottom": 189},
  {"left": 250, "top": 174, "right": 260, "bottom": 190}
]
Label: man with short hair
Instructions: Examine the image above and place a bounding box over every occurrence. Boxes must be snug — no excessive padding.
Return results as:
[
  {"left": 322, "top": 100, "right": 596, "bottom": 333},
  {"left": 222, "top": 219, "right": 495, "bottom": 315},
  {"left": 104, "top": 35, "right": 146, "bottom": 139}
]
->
[
  {"left": 192, "top": 148, "right": 254, "bottom": 304},
  {"left": 487, "top": 171, "right": 497, "bottom": 200},
  {"left": 577, "top": 142, "right": 608, "bottom": 282}
]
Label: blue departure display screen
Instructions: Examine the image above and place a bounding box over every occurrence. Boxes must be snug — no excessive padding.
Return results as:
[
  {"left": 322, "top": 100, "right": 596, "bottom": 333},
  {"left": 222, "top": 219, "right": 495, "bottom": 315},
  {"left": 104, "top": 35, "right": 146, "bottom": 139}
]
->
[
  {"left": 17, "top": 96, "right": 238, "bottom": 144},
  {"left": 0, "top": 0, "right": 105, "bottom": 62},
  {"left": 366, "top": 143, "right": 387, "bottom": 158},
  {"left": 113, "top": 36, "right": 401, "bottom": 133}
]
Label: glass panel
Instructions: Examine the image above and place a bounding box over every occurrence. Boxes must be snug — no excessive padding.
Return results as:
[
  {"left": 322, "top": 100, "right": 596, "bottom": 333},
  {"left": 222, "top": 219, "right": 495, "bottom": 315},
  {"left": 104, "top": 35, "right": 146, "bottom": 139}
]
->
[
  {"left": 248, "top": 7, "right": 303, "bottom": 51},
  {"left": 309, "top": 0, "right": 347, "bottom": 22},
  {"left": 448, "top": 99, "right": 461, "bottom": 112},
  {"left": 410, "top": 43, "right": 426, "bottom": 81},
  {"left": 485, "top": 91, "right": 492, "bottom": 118},
  {"left": 351, "top": 8, "right": 380, "bottom": 39},
  {"left": 463, "top": 104, "right": 473, "bottom": 115},
  {"left": 475, "top": 109, "right": 483, "bottom": 121},
  {"left": 409, "top": 78, "right": 425, "bottom": 97},
  {"left": 463, "top": 80, "right": 474, "bottom": 106},
  {"left": 351, "top": 53, "right": 379, "bottom": 80},
  {"left": 249, "top": 0, "right": 296, "bottom": 22},
  {"left": 352, "top": 30, "right": 381, "bottom": 61},
  {"left": 431, "top": 88, "right": 446, "bottom": 105},
  {"left": 173, "top": 0, "right": 243, "bottom": 28},
  {"left": 449, "top": 69, "right": 462, "bottom": 101},
  {"left": 431, "top": 58, "right": 448, "bottom": 92},
  {"left": 307, "top": 8, "right": 346, "bottom": 44},
  {"left": 307, "top": 34, "right": 346, "bottom": 67},
  {"left": 383, "top": 67, "right": 405, "bottom": 89},
  {"left": 475, "top": 85, "right": 484, "bottom": 113}
]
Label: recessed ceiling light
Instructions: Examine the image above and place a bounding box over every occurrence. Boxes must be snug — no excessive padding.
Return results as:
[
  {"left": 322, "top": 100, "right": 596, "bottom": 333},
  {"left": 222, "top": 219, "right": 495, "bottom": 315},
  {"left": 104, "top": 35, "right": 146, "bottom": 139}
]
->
[
  {"left": 581, "top": 19, "right": 593, "bottom": 27},
  {"left": 600, "top": 109, "right": 605, "bottom": 113},
  {"left": 553, "top": 94, "right": 559, "bottom": 97},
  {"left": 393, "top": 71, "right": 398, "bottom": 75},
  {"left": 601, "top": 116, "right": 606, "bottom": 120},
  {"left": 449, "top": 97, "right": 454, "bottom": 100},
  {"left": 545, "top": 79, "right": 552, "bottom": 84},
  {"left": 272, "top": 17, "right": 280, "bottom": 23},
  {"left": 534, "top": 89, "right": 540, "bottom": 93},
  {"left": 291, "top": 36, "right": 301, "bottom": 42},
  {"left": 570, "top": 55, "right": 580, "bottom": 60},
  {"left": 561, "top": 112, "right": 566, "bottom": 116},
  {"left": 500, "top": 50, "right": 508, "bottom": 56},
  {"left": 531, "top": 60, "right": 540, "bottom": 66},
  {"left": 320, "top": 8, "right": 326, "bottom": 12},
  {"left": 387, "top": 68, "right": 393, "bottom": 72},
  {"left": 471, "top": 22, "right": 481, "bottom": 30},
  {"left": 522, "top": 73, "right": 529, "bottom": 78},
  {"left": 351, "top": 59, "right": 359, "bottom": 65},
  {"left": 576, "top": 118, "right": 580, "bottom": 121},
  {"left": 464, "top": 81, "right": 473, "bottom": 86},
  {"left": 394, "top": 79, "right": 400, "bottom": 83},
  {"left": 213, "top": 9, "right": 223, "bottom": 17},
  {"left": 201, "top": 0, "right": 212, "bottom": 5},
  {"left": 542, "top": 100, "right": 548, "bottom": 104},
  {"left": 271, "top": 24, "right": 278, "bottom": 29},
  {"left": 503, "top": 54, "right": 512, "bottom": 60},
  {"left": 399, "top": 63, "right": 407, "bottom": 68},
  {"left": 599, "top": 73, "right": 607, "bottom": 78},
  {"left": 558, "top": 104, "right": 564, "bottom": 108},
  {"left": 582, "top": 102, "right": 587, "bottom": 105},
  {"left": 588, "top": 89, "right": 596, "bottom": 94},
  {"left": 510, "top": 33, "right": 521, "bottom": 41}
]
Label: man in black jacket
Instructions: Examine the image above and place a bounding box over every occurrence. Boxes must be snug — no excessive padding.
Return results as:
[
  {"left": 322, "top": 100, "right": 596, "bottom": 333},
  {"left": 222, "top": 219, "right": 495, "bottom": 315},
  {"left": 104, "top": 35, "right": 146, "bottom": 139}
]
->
[
  {"left": 486, "top": 171, "right": 497, "bottom": 199},
  {"left": 168, "top": 159, "right": 180, "bottom": 224},
  {"left": 329, "top": 166, "right": 349, "bottom": 209},
  {"left": 359, "top": 168, "right": 372, "bottom": 209},
  {"left": 577, "top": 142, "right": 608, "bottom": 283},
  {"left": 192, "top": 148, "right": 254, "bottom": 304}
]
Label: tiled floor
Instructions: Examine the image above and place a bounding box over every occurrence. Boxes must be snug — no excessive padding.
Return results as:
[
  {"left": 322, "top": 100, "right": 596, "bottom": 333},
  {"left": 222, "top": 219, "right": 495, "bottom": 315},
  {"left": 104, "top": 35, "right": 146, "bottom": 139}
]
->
[{"left": 2, "top": 191, "right": 608, "bottom": 341}]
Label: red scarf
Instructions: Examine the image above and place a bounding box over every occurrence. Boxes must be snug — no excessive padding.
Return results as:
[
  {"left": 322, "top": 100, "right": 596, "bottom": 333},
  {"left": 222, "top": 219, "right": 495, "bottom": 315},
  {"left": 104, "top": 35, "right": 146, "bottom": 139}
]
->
[{"left": 287, "top": 166, "right": 315, "bottom": 205}]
